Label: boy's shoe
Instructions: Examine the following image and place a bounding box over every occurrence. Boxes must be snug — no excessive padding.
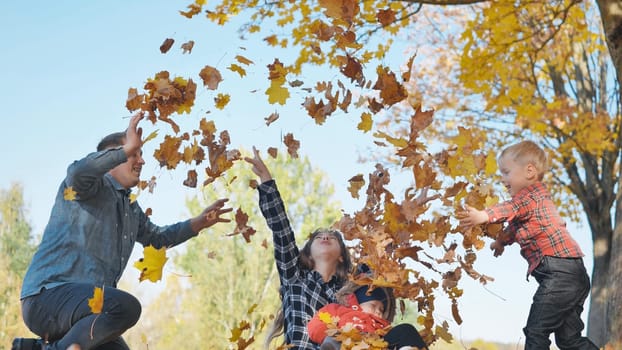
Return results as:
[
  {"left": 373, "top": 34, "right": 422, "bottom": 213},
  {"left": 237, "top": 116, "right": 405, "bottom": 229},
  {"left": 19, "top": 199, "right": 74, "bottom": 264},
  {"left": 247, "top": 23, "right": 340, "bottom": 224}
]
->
[
  {"left": 11, "top": 338, "right": 44, "bottom": 350},
  {"left": 320, "top": 336, "right": 341, "bottom": 350}
]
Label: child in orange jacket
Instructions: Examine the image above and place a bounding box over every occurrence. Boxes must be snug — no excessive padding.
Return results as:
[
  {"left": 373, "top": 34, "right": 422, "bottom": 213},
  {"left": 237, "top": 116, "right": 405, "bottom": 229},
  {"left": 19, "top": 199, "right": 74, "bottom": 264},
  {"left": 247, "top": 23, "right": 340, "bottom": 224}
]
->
[{"left": 308, "top": 282, "right": 427, "bottom": 350}]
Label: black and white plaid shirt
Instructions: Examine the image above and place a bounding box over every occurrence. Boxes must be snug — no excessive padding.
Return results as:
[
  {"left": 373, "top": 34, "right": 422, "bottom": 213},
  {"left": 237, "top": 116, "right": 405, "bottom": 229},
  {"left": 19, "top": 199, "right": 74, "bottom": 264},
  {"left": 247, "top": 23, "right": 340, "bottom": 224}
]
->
[{"left": 258, "top": 180, "right": 344, "bottom": 349}]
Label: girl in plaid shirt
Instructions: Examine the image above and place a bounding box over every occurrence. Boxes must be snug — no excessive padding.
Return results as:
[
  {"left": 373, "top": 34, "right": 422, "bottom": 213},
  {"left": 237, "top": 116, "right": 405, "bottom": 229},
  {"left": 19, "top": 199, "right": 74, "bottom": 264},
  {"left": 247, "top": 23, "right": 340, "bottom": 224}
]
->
[
  {"left": 245, "top": 147, "right": 353, "bottom": 349},
  {"left": 459, "top": 140, "right": 597, "bottom": 350}
]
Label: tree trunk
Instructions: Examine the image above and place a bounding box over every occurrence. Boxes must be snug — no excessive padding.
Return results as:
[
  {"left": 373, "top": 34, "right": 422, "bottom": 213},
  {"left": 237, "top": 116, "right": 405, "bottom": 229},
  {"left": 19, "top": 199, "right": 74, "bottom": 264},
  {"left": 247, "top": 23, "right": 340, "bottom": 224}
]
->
[
  {"left": 596, "top": 0, "right": 622, "bottom": 97},
  {"left": 585, "top": 212, "right": 612, "bottom": 346},
  {"left": 607, "top": 186, "right": 622, "bottom": 343}
]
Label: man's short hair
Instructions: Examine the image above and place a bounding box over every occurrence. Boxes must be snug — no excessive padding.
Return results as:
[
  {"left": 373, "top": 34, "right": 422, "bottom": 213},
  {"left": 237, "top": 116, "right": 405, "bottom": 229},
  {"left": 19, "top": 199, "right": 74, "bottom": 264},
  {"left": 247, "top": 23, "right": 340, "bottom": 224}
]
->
[{"left": 97, "top": 132, "right": 126, "bottom": 151}]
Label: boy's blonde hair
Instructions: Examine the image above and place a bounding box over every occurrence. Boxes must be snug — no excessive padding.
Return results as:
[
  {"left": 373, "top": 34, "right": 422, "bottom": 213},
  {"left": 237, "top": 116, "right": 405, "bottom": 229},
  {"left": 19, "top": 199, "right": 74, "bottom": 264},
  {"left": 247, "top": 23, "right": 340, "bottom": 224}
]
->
[{"left": 499, "top": 140, "right": 548, "bottom": 180}]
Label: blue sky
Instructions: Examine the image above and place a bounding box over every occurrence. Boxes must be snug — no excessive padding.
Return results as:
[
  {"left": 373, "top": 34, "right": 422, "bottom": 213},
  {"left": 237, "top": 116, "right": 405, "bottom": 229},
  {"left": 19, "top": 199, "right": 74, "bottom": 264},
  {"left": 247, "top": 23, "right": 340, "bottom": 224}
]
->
[{"left": 1, "top": 0, "right": 595, "bottom": 345}]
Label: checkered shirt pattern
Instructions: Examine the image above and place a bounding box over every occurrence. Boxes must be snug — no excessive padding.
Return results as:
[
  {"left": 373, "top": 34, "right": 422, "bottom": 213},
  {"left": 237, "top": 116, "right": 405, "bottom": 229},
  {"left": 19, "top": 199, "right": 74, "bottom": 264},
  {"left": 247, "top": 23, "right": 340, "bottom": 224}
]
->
[
  {"left": 486, "top": 182, "right": 584, "bottom": 278},
  {"left": 258, "top": 180, "right": 343, "bottom": 349}
]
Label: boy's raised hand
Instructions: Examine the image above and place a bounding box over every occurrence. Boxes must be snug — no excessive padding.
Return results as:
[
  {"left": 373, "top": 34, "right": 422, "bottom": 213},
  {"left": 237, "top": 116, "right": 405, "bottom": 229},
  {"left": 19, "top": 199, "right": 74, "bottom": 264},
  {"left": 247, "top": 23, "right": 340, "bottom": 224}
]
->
[
  {"left": 244, "top": 146, "right": 272, "bottom": 183},
  {"left": 458, "top": 205, "right": 490, "bottom": 229}
]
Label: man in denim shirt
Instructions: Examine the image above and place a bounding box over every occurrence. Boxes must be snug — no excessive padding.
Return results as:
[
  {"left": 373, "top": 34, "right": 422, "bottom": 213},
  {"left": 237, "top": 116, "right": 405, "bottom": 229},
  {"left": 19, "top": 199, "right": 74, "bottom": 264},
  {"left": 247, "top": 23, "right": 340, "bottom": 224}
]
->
[{"left": 13, "top": 114, "right": 232, "bottom": 350}]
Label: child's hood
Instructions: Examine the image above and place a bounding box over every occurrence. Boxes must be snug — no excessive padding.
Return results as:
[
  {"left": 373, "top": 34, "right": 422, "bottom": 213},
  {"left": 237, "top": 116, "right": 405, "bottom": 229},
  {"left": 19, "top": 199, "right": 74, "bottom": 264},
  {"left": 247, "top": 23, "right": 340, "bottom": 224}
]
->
[{"left": 336, "top": 280, "right": 396, "bottom": 322}]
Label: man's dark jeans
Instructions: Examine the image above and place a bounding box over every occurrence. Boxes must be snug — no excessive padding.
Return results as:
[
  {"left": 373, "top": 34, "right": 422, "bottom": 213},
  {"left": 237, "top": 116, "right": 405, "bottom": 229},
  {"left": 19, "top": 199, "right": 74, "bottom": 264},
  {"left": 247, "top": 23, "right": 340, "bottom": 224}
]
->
[
  {"left": 21, "top": 283, "right": 141, "bottom": 350},
  {"left": 524, "top": 256, "right": 598, "bottom": 350}
]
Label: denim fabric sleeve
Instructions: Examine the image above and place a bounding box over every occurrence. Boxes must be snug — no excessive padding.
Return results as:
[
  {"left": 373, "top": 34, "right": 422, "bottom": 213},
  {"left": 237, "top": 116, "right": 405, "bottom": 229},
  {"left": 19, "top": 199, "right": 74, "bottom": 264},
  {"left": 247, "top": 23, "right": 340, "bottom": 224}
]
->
[
  {"left": 66, "top": 147, "right": 127, "bottom": 200},
  {"left": 134, "top": 203, "right": 196, "bottom": 249}
]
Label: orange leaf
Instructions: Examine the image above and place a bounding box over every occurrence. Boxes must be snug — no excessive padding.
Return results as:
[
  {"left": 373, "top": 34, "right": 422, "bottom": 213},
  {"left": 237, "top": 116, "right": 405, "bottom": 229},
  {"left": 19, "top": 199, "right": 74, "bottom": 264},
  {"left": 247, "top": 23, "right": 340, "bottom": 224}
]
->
[
  {"left": 376, "top": 8, "right": 396, "bottom": 26},
  {"left": 283, "top": 133, "right": 300, "bottom": 158},
  {"left": 347, "top": 174, "right": 365, "bottom": 199},
  {"left": 88, "top": 286, "right": 104, "bottom": 314},
  {"left": 235, "top": 55, "right": 254, "bottom": 65},
  {"left": 357, "top": 112, "right": 372, "bottom": 132},
  {"left": 227, "top": 208, "right": 257, "bottom": 243},
  {"left": 199, "top": 65, "right": 223, "bottom": 90},
  {"left": 373, "top": 66, "right": 407, "bottom": 106}
]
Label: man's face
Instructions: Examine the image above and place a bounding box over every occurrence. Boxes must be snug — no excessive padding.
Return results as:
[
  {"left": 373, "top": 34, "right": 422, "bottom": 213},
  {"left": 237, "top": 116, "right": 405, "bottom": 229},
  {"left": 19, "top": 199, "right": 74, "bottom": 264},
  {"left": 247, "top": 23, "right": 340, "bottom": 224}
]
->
[{"left": 109, "top": 148, "right": 144, "bottom": 189}]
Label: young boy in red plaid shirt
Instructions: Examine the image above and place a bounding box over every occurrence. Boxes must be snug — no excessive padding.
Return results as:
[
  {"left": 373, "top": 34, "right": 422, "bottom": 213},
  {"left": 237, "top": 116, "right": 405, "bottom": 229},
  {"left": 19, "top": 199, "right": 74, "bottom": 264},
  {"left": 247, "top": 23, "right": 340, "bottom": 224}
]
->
[{"left": 459, "top": 140, "right": 598, "bottom": 350}]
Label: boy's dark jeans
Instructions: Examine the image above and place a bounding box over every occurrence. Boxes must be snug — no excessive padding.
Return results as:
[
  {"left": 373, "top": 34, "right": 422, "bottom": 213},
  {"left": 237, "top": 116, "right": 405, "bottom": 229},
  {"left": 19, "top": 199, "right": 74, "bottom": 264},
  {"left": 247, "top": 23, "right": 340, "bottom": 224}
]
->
[
  {"left": 21, "top": 283, "right": 141, "bottom": 350},
  {"left": 525, "top": 256, "right": 598, "bottom": 350}
]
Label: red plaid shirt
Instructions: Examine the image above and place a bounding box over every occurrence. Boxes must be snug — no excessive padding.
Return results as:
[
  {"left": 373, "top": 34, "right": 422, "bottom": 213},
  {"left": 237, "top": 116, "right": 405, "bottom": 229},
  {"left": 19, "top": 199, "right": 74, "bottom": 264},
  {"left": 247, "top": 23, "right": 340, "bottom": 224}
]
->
[{"left": 485, "top": 182, "right": 584, "bottom": 278}]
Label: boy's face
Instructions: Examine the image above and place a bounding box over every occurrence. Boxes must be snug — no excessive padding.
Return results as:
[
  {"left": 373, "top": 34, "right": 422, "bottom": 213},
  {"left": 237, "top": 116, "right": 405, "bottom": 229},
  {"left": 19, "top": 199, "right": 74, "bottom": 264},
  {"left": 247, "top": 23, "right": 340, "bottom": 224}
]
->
[
  {"left": 498, "top": 155, "right": 538, "bottom": 196},
  {"left": 359, "top": 300, "right": 384, "bottom": 318}
]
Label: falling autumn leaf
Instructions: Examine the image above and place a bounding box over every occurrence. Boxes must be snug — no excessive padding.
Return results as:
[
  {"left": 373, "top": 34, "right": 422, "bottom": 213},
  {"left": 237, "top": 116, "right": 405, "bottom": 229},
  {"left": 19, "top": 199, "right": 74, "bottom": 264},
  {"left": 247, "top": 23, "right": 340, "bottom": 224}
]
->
[
  {"left": 235, "top": 55, "right": 254, "bottom": 65},
  {"left": 133, "top": 245, "right": 168, "bottom": 282},
  {"left": 228, "top": 63, "right": 247, "bottom": 78},
  {"left": 283, "top": 133, "right": 300, "bottom": 158},
  {"left": 347, "top": 174, "right": 365, "bottom": 199},
  {"left": 199, "top": 65, "right": 223, "bottom": 90},
  {"left": 142, "top": 130, "right": 158, "bottom": 144},
  {"left": 88, "top": 286, "right": 104, "bottom": 314},
  {"left": 160, "top": 38, "right": 174, "bottom": 54},
  {"left": 227, "top": 208, "right": 257, "bottom": 243},
  {"left": 183, "top": 169, "right": 198, "bottom": 188},
  {"left": 214, "top": 93, "right": 231, "bottom": 109},
  {"left": 357, "top": 112, "right": 372, "bottom": 132},
  {"left": 267, "top": 147, "right": 278, "bottom": 158},
  {"left": 64, "top": 186, "right": 77, "bottom": 201},
  {"left": 181, "top": 40, "right": 195, "bottom": 54},
  {"left": 265, "top": 112, "right": 279, "bottom": 126}
]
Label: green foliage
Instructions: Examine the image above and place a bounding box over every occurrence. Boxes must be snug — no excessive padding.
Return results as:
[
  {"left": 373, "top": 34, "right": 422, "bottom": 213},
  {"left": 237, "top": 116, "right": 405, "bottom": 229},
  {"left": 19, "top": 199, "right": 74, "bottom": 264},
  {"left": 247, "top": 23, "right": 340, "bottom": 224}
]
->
[
  {"left": 127, "top": 153, "right": 341, "bottom": 349},
  {"left": 0, "top": 183, "right": 37, "bottom": 345}
]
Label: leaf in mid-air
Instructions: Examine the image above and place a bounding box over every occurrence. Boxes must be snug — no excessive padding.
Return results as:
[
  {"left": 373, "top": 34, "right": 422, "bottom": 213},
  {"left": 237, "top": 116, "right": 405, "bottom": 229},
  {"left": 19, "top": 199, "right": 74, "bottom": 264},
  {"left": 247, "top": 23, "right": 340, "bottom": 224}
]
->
[
  {"left": 64, "top": 186, "right": 77, "bottom": 201},
  {"left": 133, "top": 245, "right": 168, "bottom": 282}
]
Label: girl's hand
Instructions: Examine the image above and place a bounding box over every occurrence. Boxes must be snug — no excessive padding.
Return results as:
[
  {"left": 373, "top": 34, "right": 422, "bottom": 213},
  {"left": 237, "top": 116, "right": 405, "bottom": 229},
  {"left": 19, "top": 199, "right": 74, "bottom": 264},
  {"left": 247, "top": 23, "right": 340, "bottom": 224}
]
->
[{"left": 244, "top": 146, "right": 272, "bottom": 183}]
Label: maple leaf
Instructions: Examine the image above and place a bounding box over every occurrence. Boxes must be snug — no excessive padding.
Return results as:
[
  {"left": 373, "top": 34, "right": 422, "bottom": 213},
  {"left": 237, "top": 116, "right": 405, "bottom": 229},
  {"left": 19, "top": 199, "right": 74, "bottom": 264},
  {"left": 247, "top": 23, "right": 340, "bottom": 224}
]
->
[
  {"left": 64, "top": 186, "right": 77, "bottom": 201},
  {"left": 126, "top": 87, "right": 144, "bottom": 111},
  {"left": 357, "top": 112, "right": 372, "bottom": 132},
  {"left": 266, "top": 83, "right": 290, "bottom": 105},
  {"left": 133, "top": 245, "right": 168, "bottom": 283},
  {"left": 154, "top": 135, "right": 183, "bottom": 169},
  {"left": 159, "top": 38, "right": 174, "bottom": 54},
  {"left": 199, "top": 65, "right": 223, "bottom": 90},
  {"left": 318, "top": 0, "right": 359, "bottom": 23},
  {"left": 227, "top": 208, "right": 257, "bottom": 243},
  {"left": 340, "top": 55, "right": 364, "bottom": 84},
  {"left": 228, "top": 63, "right": 247, "bottom": 78},
  {"left": 214, "top": 93, "right": 231, "bottom": 109},
  {"left": 88, "top": 286, "right": 104, "bottom": 314},
  {"left": 179, "top": 4, "right": 201, "bottom": 18},
  {"left": 283, "top": 133, "right": 300, "bottom": 158},
  {"left": 373, "top": 65, "right": 407, "bottom": 106},
  {"left": 180, "top": 40, "right": 195, "bottom": 54}
]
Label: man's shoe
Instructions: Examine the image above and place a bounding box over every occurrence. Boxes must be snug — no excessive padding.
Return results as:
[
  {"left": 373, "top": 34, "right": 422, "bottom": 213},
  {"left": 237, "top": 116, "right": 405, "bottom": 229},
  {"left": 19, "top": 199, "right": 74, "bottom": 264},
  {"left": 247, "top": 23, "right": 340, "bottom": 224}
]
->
[{"left": 11, "top": 338, "right": 43, "bottom": 350}]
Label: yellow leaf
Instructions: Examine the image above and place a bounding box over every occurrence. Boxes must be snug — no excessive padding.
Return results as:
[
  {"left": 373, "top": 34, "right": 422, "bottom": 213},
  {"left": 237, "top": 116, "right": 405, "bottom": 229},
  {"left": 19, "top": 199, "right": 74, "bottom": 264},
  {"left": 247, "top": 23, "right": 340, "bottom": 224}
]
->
[
  {"left": 64, "top": 186, "right": 77, "bottom": 201},
  {"left": 215, "top": 93, "right": 231, "bottom": 109},
  {"left": 228, "top": 63, "right": 247, "bottom": 78},
  {"left": 266, "top": 83, "right": 290, "bottom": 105},
  {"left": 357, "top": 112, "right": 372, "bottom": 132},
  {"left": 88, "top": 286, "right": 104, "bottom": 314},
  {"left": 129, "top": 193, "right": 137, "bottom": 203},
  {"left": 133, "top": 245, "right": 168, "bottom": 282},
  {"left": 485, "top": 151, "right": 497, "bottom": 175},
  {"left": 318, "top": 311, "right": 333, "bottom": 324},
  {"left": 142, "top": 130, "right": 158, "bottom": 144}
]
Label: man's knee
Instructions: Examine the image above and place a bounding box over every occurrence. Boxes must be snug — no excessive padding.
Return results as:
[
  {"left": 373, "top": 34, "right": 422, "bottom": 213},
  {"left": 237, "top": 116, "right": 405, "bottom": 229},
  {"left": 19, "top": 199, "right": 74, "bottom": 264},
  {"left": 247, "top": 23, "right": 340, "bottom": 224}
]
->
[{"left": 108, "top": 290, "right": 142, "bottom": 329}]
